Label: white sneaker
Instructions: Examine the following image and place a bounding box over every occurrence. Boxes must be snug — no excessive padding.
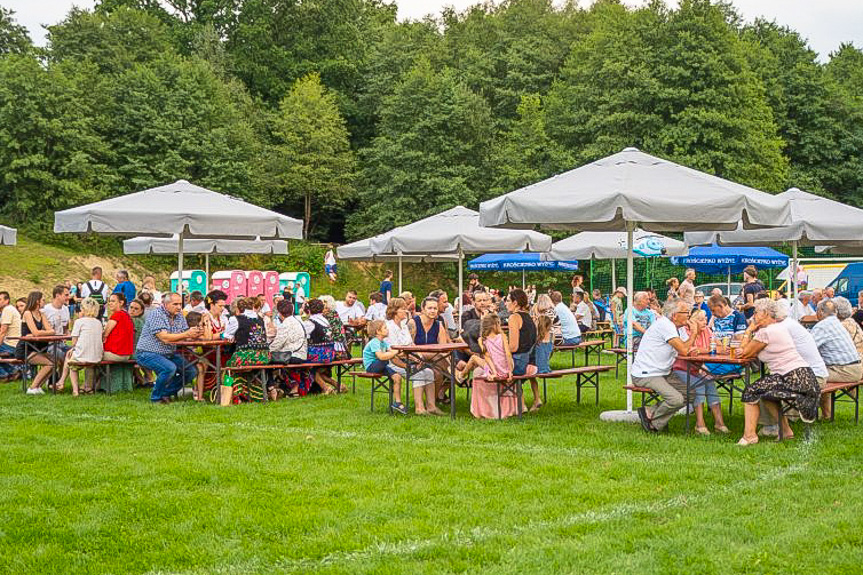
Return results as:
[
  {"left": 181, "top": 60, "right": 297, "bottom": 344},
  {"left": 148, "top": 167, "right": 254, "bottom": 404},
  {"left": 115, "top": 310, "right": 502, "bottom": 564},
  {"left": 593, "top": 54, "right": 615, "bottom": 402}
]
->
[{"left": 26, "top": 387, "right": 45, "bottom": 395}]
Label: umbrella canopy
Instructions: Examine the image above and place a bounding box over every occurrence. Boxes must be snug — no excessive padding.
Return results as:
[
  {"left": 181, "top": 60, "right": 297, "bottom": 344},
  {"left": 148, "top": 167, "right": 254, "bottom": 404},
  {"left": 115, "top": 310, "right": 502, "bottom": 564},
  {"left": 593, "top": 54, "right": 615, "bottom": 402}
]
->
[
  {"left": 370, "top": 206, "right": 551, "bottom": 255},
  {"left": 548, "top": 229, "right": 687, "bottom": 260},
  {"left": 468, "top": 253, "right": 579, "bottom": 272},
  {"left": 670, "top": 244, "right": 788, "bottom": 274},
  {"left": 124, "top": 235, "right": 288, "bottom": 255},
  {"left": 684, "top": 188, "right": 863, "bottom": 247},
  {"left": 54, "top": 179, "right": 303, "bottom": 239},
  {"left": 337, "top": 237, "right": 458, "bottom": 263},
  {"left": 0, "top": 225, "right": 16, "bottom": 246},
  {"left": 479, "top": 148, "right": 791, "bottom": 232},
  {"left": 478, "top": 147, "right": 792, "bottom": 419}
]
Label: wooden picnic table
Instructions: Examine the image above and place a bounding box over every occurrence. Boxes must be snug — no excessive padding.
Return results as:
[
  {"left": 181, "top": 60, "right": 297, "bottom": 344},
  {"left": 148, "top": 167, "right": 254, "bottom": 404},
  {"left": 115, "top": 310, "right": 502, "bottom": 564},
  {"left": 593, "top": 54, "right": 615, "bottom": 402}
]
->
[
  {"left": 20, "top": 334, "right": 71, "bottom": 393},
  {"left": 554, "top": 339, "right": 606, "bottom": 368},
  {"left": 174, "top": 338, "right": 233, "bottom": 401},
  {"left": 393, "top": 342, "right": 469, "bottom": 419}
]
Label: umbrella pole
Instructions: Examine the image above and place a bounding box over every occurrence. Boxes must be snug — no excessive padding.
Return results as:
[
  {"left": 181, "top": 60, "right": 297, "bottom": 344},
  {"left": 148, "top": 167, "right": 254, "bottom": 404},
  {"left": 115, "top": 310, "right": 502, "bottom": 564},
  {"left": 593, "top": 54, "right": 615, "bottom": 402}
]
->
[
  {"left": 625, "top": 223, "right": 634, "bottom": 412},
  {"left": 458, "top": 247, "right": 464, "bottom": 332},
  {"left": 611, "top": 258, "right": 616, "bottom": 292},
  {"left": 205, "top": 254, "right": 210, "bottom": 287},
  {"left": 398, "top": 253, "right": 403, "bottom": 295},
  {"left": 522, "top": 269, "right": 525, "bottom": 290},
  {"left": 727, "top": 265, "right": 731, "bottom": 296},
  {"left": 792, "top": 241, "right": 798, "bottom": 301},
  {"left": 589, "top": 258, "right": 593, "bottom": 292},
  {"left": 178, "top": 233, "right": 184, "bottom": 297}
]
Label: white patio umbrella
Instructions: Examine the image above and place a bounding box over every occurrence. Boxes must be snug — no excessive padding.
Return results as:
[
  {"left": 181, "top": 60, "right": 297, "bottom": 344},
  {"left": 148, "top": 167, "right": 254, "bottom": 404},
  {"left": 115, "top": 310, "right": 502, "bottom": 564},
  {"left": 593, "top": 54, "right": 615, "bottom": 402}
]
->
[
  {"left": 123, "top": 235, "right": 289, "bottom": 279},
  {"left": 337, "top": 236, "right": 459, "bottom": 294},
  {"left": 55, "top": 179, "right": 303, "bottom": 294},
  {"left": 685, "top": 187, "right": 863, "bottom": 302},
  {"left": 479, "top": 147, "right": 792, "bottom": 418},
  {"left": 549, "top": 229, "right": 688, "bottom": 290},
  {"left": 368, "top": 206, "right": 552, "bottom": 329},
  {"left": 0, "top": 225, "right": 17, "bottom": 246}
]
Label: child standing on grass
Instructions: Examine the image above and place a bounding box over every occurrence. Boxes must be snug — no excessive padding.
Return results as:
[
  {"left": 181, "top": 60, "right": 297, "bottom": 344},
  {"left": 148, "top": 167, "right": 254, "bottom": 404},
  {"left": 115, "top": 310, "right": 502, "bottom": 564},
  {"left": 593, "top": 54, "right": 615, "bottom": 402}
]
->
[
  {"left": 362, "top": 319, "right": 407, "bottom": 414},
  {"left": 58, "top": 298, "right": 103, "bottom": 396}
]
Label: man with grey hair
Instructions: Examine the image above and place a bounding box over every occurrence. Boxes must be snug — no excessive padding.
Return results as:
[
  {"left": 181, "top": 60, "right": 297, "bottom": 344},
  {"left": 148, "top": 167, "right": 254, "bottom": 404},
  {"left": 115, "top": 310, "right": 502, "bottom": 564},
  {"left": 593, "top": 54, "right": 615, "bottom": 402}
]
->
[
  {"left": 113, "top": 269, "right": 136, "bottom": 308},
  {"left": 678, "top": 268, "right": 696, "bottom": 307},
  {"left": 791, "top": 290, "right": 815, "bottom": 321},
  {"left": 632, "top": 299, "right": 702, "bottom": 432},
  {"left": 623, "top": 291, "right": 655, "bottom": 350},
  {"left": 811, "top": 298, "right": 863, "bottom": 419}
]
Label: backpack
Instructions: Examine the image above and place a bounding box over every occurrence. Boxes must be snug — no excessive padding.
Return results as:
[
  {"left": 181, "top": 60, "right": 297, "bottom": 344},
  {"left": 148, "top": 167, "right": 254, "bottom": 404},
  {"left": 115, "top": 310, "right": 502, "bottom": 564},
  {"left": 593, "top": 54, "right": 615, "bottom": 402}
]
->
[{"left": 86, "top": 280, "right": 106, "bottom": 319}]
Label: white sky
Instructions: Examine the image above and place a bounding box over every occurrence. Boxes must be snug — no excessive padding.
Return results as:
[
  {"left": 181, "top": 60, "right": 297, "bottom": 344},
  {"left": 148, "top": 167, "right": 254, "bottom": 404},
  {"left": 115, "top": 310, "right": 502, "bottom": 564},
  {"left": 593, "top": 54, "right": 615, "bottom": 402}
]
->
[{"left": 5, "top": 0, "right": 861, "bottom": 61}]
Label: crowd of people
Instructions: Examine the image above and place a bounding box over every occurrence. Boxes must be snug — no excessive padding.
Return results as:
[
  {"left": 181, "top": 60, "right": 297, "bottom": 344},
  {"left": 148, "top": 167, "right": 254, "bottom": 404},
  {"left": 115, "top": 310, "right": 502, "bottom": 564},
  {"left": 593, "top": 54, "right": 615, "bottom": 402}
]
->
[
  {"left": 631, "top": 266, "right": 863, "bottom": 445},
  {"left": 9, "top": 263, "right": 863, "bottom": 434}
]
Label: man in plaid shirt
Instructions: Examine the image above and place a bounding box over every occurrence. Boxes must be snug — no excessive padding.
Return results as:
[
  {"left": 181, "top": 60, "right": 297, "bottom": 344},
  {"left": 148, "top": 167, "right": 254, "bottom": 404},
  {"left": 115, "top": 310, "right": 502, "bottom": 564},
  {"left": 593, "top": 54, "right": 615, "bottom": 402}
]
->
[{"left": 811, "top": 299, "right": 863, "bottom": 419}]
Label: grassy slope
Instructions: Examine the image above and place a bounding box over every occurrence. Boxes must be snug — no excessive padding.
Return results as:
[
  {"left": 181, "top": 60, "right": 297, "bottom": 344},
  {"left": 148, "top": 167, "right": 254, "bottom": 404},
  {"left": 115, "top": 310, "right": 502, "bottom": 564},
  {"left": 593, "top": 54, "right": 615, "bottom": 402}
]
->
[{"left": 1, "top": 350, "right": 861, "bottom": 575}]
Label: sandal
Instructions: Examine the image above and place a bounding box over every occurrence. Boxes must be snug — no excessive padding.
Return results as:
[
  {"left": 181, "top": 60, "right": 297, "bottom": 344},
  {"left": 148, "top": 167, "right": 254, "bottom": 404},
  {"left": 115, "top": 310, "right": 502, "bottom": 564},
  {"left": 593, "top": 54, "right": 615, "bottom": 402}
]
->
[
  {"left": 694, "top": 426, "right": 710, "bottom": 436},
  {"left": 714, "top": 425, "right": 730, "bottom": 434}
]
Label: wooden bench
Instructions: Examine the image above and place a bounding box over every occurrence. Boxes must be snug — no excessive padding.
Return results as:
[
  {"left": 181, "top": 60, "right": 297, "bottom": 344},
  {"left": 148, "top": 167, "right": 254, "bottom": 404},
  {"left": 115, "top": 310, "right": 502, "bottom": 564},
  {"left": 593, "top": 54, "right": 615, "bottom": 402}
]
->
[
  {"left": 223, "top": 358, "right": 363, "bottom": 401},
  {"left": 820, "top": 380, "right": 861, "bottom": 423},
  {"left": 623, "top": 385, "right": 662, "bottom": 408},
  {"left": 351, "top": 371, "right": 397, "bottom": 413},
  {"left": 554, "top": 339, "right": 606, "bottom": 368},
  {"left": 603, "top": 347, "right": 627, "bottom": 378},
  {"left": 538, "top": 365, "right": 615, "bottom": 405}
]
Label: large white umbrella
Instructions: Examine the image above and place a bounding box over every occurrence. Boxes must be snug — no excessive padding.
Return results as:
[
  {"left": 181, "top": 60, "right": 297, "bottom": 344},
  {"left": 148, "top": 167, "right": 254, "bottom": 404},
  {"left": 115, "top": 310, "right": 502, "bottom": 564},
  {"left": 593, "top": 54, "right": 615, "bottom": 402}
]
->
[
  {"left": 124, "top": 235, "right": 289, "bottom": 279},
  {"left": 337, "top": 236, "right": 459, "bottom": 294},
  {"left": 549, "top": 229, "right": 688, "bottom": 290},
  {"left": 55, "top": 179, "right": 303, "bottom": 294},
  {"left": 0, "top": 225, "right": 16, "bottom": 246},
  {"left": 685, "top": 187, "right": 863, "bottom": 302},
  {"left": 368, "top": 206, "right": 552, "bottom": 329},
  {"left": 479, "top": 147, "right": 792, "bottom": 417}
]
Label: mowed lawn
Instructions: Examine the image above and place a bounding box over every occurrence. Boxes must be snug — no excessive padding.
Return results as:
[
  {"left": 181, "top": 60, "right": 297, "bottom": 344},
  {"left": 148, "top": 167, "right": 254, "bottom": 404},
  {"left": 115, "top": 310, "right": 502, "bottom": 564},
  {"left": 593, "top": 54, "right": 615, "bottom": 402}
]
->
[{"left": 2, "top": 350, "right": 862, "bottom": 575}]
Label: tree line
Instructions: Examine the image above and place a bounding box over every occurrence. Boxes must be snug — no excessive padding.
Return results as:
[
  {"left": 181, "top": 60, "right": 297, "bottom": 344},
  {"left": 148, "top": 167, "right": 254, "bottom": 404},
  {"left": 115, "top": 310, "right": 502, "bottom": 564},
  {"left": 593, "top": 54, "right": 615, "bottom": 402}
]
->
[{"left": 0, "top": 0, "right": 861, "bottom": 244}]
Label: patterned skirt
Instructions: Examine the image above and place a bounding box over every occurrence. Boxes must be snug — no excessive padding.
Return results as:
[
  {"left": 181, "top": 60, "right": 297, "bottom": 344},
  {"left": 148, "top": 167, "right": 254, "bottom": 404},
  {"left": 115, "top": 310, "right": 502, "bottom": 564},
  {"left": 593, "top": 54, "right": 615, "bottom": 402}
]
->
[
  {"left": 741, "top": 366, "right": 821, "bottom": 423},
  {"left": 225, "top": 349, "right": 271, "bottom": 403}
]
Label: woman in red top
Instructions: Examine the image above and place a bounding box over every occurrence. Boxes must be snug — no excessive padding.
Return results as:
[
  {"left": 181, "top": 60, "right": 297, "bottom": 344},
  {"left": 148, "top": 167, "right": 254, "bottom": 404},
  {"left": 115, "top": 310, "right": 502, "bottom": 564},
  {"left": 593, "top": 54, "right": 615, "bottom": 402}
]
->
[{"left": 103, "top": 293, "right": 134, "bottom": 360}]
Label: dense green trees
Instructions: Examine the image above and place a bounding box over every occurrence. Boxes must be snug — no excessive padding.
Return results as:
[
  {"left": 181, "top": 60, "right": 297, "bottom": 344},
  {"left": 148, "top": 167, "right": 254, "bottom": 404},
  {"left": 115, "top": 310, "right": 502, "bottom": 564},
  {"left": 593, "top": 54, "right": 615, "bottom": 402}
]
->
[{"left": 0, "top": 1, "right": 860, "bottom": 243}]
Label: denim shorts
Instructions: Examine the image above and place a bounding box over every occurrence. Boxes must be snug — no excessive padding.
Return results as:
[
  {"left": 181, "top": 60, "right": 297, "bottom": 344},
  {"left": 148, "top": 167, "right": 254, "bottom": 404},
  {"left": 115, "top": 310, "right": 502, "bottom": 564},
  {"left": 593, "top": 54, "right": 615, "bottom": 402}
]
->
[
  {"left": 366, "top": 359, "right": 395, "bottom": 377},
  {"left": 512, "top": 351, "right": 530, "bottom": 376}
]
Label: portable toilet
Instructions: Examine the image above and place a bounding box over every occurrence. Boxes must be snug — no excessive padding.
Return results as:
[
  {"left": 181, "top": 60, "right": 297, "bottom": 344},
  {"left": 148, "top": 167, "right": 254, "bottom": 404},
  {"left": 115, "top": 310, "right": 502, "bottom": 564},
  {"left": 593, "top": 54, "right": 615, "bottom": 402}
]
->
[
  {"left": 246, "top": 271, "right": 265, "bottom": 300},
  {"left": 262, "top": 271, "right": 280, "bottom": 309},
  {"left": 230, "top": 270, "right": 247, "bottom": 302},
  {"left": 211, "top": 271, "right": 233, "bottom": 300},
  {"left": 279, "top": 272, "right": 311, "bottom": 313},
  {"left": 170, "top": 270, "right": 207, "bottom": 294}
]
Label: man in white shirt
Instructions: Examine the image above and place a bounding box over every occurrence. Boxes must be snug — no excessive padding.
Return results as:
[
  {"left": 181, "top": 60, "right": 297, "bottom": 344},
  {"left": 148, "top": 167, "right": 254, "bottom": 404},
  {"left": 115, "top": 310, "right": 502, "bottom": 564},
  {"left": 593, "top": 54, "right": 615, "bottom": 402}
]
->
[
  {"left": 551, "top": 291, "right": 581, "bottom": 344},
  {"left": 430, "top": 289, "right": 458, "bottom": 338},
  {"left": 364, "top": 292, "right": 387, "bottom": 322},
  {"left": 42, "top": 284, "right": 71, "bottom": 335},
  {"left": 631, "top": 299, "right": 701, "bottom": 432},
  {"left": 791, "top": 290, "right": 815, "bottom": 321},
  {"left": 80, "top": 266, "right": 111, "bottom": 302},
  {"left": 336, "top": 290, "right": 367, "bottom": 327},
  {"left": 573, "top": 291, "right": 593, "bottom": 333},
  {"left": 183, "top": 291, "right": 207, "bottom": 314}
]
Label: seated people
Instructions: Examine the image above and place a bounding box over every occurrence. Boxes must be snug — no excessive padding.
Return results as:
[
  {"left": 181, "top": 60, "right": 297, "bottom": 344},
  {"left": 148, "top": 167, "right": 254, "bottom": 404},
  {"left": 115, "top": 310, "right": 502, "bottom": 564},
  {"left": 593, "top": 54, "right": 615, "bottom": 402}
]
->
[
  {"left": 572, "top": 291, "right": 593, "bottom": 333},
  {"left": 470, "top": 313, "right": 522, "bottom": 419},
  {"left": 736, "top": 299, "right": 820, "bottom": 444},
  {"left": 364, "top": 292, "right": 387, "bottom": 322},
  {"left": 551, "top": 290, "right": 581, "bottom": 345},
  {"left": 183, "top": 291, "right": 206, "bottom": 314},
  {"left": 320, "top": 295, "right": 351, "bottom": 360},
  {"left": 411, "top": 296, "right": 448, "bottom": 414},
  {"left": 0, "top": 290, "right": 23, "bottom": 382},
  {"left": 223, "top": 297, "right": 271, "bottom": 402},
  {"left": 670, "top": 308, "right": 728, "bottom": 434},
  {"left": 835, "top": 296, "right": 863, "bottom": 361},
  {"left": 810, "top": 299, "right": 863, "bottom": 419},
  {"left": 102, "top": 293, "right": 136, "bottom": 392},
  {"left": 506, "top": 289, "right": 541, "bottom": 412},
  {"left": 703, "top": 293, "right": 747, "bottom": 381},
  {"left": 632, "top": 299, "right": 702, "bottom": 433},
  {"left": 362, "top": 319, "right": 406, "bottom": 414},
  {"left": 57, "top": 298, "right": 103, "bottom": 396},
  {"left": 531, "top": 294, "right": 555, "bottom": 374},
  {"left": 430, "top": 290, "right": 458, "bottom": 340},
  {"left": 305, "top": 298, "right": 344, "bottom": 394},
  {"left": 270, "top": 298, "right": 312, "bottom": 398},
  {"left": 16, "top": 291, "right": 56, "bottom": 395},
  {"left": 622, "top": 291, "right": 655, "bottom": 351},
  {"left": 135, "top": 293, "right": 202, "bottom": 404},
  {"left": 336, "top": 290, "right": 367, "bottom": 329}
]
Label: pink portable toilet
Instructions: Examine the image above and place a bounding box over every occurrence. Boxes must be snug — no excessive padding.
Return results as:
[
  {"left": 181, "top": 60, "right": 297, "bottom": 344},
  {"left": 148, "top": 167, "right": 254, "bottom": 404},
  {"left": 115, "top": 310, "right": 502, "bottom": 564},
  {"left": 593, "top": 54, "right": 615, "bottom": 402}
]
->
[
  {"left": 211, "top": 271, "right": 232, "bottom": 295},
  {"left": 230, "top": 270, "right": 247, "bottom": 303},
  {"left": 246, "top": 270, "right": 264, "bottom": 299},
  {"left": 263, "top": 271, "right": 280, "bottom": 309}
]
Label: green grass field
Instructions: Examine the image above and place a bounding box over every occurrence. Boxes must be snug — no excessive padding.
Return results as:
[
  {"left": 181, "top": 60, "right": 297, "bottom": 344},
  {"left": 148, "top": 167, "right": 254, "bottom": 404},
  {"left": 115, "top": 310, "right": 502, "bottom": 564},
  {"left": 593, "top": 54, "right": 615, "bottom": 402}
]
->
[{"left": 2, "top": 350, "right": 862, "bottom": 575}]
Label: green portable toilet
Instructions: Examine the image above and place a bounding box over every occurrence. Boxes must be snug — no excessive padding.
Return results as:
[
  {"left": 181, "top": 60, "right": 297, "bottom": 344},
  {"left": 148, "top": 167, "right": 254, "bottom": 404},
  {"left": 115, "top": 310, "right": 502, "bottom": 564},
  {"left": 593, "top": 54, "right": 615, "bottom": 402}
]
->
[{"left": 170, "top": 270, "right": 207, "bottom": 294}]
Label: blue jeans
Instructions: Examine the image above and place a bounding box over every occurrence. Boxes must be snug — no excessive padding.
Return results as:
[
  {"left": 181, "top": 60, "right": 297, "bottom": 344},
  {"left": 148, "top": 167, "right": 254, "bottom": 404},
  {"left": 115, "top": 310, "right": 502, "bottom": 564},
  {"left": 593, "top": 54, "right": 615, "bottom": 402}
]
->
[
  {"left": 366, "top": 359, "right": 395, "bottom": 377},
  {"left": 673, "top": 369, "right": 720, "bottom": 407},
  {"left": 562, "top": 336, "right": 582, "bottom": 345},
  {"left": 534, "top": 341, "right": 553, "bottom": 374},
  {"left": 136, "top": 351, "right": 197, "bottom": 402},
  {"left": 0, "top": 342, "right": 20, "bottom": 377},
  {"left": 512, "top": 351, "right": 530, "bottom": 376}
]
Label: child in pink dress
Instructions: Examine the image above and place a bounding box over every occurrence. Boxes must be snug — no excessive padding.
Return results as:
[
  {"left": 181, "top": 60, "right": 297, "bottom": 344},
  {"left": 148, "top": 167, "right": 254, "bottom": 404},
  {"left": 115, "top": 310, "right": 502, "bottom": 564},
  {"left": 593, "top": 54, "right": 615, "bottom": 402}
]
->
[{"left": 470, "top": 314, "right": 522, "bottom": 419}]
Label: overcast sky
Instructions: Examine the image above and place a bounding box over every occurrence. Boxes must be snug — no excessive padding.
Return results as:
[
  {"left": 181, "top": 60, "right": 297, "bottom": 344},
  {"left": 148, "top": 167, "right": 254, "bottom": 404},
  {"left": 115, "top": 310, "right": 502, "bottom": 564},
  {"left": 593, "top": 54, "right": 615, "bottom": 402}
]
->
[{"left": 5, "top": 0, "right": 861, "bottom": 61}]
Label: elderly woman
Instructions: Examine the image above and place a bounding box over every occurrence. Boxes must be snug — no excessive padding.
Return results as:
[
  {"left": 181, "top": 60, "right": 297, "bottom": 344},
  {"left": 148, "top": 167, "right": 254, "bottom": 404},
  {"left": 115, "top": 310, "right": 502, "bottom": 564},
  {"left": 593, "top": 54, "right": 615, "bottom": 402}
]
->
[
  {"left": 736, "top": 298, "right": 820, "bottom": 445},
  {"left": 319, "top": 294, "right": 350, "bottom": 360},
  {"left": 505, "top": 288, "right": 541, "bottom": 412},
  {"left": 304, "top": 298, "right": 342, "bottom": 394},
  {"left": 102, "top": 292, "right": 136, "bottom": 392},
  {"left": 834, "top": 296, "right": 863, "bottom": 360}
]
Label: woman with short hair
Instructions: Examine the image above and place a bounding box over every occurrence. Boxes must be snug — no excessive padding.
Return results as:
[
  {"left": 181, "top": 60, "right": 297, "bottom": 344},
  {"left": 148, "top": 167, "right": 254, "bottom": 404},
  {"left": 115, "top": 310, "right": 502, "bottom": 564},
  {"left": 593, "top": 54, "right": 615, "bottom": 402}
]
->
[{"left": 736, "top": 298, "right": 820, "bottom": 445}]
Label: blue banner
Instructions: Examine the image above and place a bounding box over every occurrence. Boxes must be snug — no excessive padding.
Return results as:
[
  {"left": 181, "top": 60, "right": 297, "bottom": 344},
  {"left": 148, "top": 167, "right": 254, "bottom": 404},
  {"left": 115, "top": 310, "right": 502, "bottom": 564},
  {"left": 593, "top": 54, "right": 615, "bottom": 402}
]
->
[{"left": 468, "top": 253, "right": 578, "bottom": 272}]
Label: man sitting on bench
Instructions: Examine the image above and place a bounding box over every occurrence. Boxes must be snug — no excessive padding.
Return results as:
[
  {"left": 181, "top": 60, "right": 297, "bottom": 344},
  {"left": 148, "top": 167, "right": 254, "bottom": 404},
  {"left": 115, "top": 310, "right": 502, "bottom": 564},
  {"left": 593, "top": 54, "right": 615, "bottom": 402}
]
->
[
  {"left": 552, "top": 291, "right": 581, "bottom": 345},
  {"left": 632, "top": 299, "right": 702, "bottom": 433}
]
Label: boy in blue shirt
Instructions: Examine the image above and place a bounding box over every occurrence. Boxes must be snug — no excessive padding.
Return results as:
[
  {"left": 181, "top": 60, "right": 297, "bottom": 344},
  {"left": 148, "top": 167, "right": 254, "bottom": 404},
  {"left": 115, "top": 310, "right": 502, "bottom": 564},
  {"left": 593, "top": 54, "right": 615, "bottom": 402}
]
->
[{"left": 363, "top": 319, "right": 406, "bottom": 414}]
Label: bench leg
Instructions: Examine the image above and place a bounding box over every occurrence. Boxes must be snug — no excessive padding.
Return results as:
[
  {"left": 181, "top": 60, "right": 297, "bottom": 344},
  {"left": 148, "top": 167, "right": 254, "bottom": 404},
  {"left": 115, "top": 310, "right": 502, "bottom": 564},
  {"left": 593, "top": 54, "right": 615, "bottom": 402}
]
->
[
  {"left": 497, "top": 381, "right": 502, "bottom": 420},
  {"left": 542, "top": 378, "right": 547, "bottom": 404},
  {"left": 576, "top": 374, "right": 581, "bottom": 404},
  {"left": 370, "top": 377, "right": 375, "bottom": 413},
  {"left": 388, "top": 376, "right": 394, "bottom": 414}
]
